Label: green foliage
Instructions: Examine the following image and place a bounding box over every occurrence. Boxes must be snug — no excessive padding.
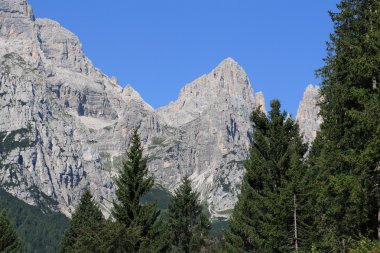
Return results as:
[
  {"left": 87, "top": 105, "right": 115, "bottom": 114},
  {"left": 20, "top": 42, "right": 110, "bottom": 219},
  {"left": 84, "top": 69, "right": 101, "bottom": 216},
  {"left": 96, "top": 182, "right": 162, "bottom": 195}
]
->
[
  {"left": 151, "top": 137, "right": 166, "bottom": 146},
  {"left": 0, "top": 188, "right": 68, "bottom": 253},
  {"left": 0, "top": 128, "right": 36, "bottom": 155},
  {"left": 210, "top": 219, "right": 229, "bottom": 238},
  {"left": 310, "top": 0, "right": 380, "bottom": 250},
  {"left": 348, "top": 236, "right": 380, "bottom": 253},
  {"left": 97, "top": 221, "right": 143, "bottom": 253},
  {"left": 225, "top": 100, "right": 310, "bottom": 252},
  {"left": 60, "top": 190, "right": 105, "bottom": 253},
  {"left": 112, "top": 129, "right": 160, "bottom": 252},
  {"left": 165, "top": 176, "right": 211, "bottom": 253},
  {"left": 141, "top": 187, "right": 172, "bottom": 210},
  {"left": 0, "top": 210, "right": 21, "bottom": 253}
]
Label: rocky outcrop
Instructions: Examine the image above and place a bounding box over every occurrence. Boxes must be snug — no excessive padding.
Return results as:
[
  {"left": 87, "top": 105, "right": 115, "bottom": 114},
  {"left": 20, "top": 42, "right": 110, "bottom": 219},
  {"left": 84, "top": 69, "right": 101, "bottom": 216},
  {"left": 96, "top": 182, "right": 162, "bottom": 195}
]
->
[
  {"left": 254, "top": 92, "right": 266, "bottom": 113},
  {"left": 153, "top": 58, "right": 263, "bottom": 216},
  {"left": 0, "top": 0, "right": 321, "bottom": 219},
  {"left": 296, "top": 84, "right": 322, "bottom": 143}
]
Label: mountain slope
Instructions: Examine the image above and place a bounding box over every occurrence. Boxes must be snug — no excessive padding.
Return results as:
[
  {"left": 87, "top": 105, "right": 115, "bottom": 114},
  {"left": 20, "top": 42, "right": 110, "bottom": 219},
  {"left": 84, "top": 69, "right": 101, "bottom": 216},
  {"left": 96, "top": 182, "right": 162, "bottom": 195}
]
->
[
  {"left": 0, "top": 187, "right": 69, "bottom": 253},
  {"left": 152, "top": 58, "right": 263, "bottom": 216},
  {"left": 0, "top": 0, "right": 321, "bottom": 219}
]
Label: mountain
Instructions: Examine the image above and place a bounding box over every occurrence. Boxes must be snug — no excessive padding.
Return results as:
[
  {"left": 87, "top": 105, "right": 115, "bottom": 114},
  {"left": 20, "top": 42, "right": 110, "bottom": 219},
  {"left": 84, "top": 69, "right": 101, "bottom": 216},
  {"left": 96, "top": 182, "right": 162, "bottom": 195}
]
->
[
  {"left": 0, "top": 0, "right": 321, "bottom": 219},
  {"left": 154, "top": 57, "right": 263, "bottom": 217},
  {"left": 296, "top": 84, "right": 322, "bottom": 143}
]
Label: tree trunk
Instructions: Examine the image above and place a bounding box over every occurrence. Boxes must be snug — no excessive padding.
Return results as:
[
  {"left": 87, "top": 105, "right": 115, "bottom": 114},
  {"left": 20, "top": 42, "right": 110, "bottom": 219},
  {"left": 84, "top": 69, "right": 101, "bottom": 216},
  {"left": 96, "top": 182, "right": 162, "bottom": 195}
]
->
[
  {"left": 294, "top": 194, "right": 298, "bottom": 252},
  {"left": 377, "top": 163, "right": 380, "bottom": 240},
  {"left": 378, "top": 207, "right": 380, "bottom": 240}
]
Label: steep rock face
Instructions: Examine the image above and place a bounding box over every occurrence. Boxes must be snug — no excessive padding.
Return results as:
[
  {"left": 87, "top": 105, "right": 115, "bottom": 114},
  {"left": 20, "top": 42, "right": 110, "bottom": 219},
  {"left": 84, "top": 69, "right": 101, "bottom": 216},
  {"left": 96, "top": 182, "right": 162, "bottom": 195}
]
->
[
  {"left": 0, "top": 0, "right": 38, "bottom": 65},
  {"left": 157, "top": 58, "right": 256, "bottom": 127},
  {"left": 296, "top": 84, "right": 322, "bottom": 143},
  {"left": 153, "top": 58, "right": 262, "bottom": 216},
  {"left": 0, "top": 0, "right": 160, "bottom": 216},
  {"left": 254, "top": 91, "right": 266, "bottom": 113},
  {"left": 0, "top": 54, "right": 118, "bottom": 216},
  {"left": 0, "top": 0, "right": 320, "bottom": 219}
]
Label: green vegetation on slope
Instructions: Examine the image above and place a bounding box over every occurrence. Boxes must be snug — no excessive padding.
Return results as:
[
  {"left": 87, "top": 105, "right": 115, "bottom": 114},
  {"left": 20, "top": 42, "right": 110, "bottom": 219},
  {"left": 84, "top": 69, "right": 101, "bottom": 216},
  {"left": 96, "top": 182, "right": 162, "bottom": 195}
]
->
[
  {"left": 141, "top": 186, "right": 171, "bottom": 210},
  {"left": 0, "top": 188, "right": 69, "bottom": 253},
  {"left": 165, "top": 176, "right": 211, "bottom": 252},
  {"left": 0, "top": 210, "right": 21, "bottom": 252}
]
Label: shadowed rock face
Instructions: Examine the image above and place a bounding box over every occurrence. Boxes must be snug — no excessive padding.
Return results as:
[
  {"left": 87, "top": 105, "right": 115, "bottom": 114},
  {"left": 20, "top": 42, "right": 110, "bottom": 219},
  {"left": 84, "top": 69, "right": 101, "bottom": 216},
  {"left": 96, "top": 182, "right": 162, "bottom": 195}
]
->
[{"left": 0, "top": 0, "right": 321, "bottom": 218}]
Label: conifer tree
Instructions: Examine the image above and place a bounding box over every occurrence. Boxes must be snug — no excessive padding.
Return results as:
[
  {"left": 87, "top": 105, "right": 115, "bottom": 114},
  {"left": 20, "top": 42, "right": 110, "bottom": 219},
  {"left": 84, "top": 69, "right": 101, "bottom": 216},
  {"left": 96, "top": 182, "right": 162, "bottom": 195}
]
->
[
  {"left": 166, "top": 176, "right": 211, "bottom": 253},
  {"left": 0, "top": 210, "right": 21, "bottom": 253},
  {"left": 310, "top": 0, "right": 380, "bottom": 250},
  {"left": 60, "top": 190, "right": 105, "bottom": 253},
  {"left": 112, "top": 129, "right": 160, "bottom": 252},
  {"left": 225, "top": 100, "right": 309, "bottom": 252}
]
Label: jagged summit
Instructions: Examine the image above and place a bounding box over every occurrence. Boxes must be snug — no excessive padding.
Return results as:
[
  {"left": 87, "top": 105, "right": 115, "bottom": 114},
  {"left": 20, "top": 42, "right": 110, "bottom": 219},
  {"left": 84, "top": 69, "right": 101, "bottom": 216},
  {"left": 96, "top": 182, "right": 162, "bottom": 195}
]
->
[
  {"left": 305, "top": 84, "right": 320, "bottom": 93},
  {"left": 212, "top": 57, "right": 247, "bottom": 83},
  {"left": 157, "top": 57, "right": 257, "bottom": 127},
  {"left": 255, "top": 91, "right": 266, "bottom": 113},
  {"left": 122, "top": 85, "right": 153, "bottom": 111},
  {"left": 217, "top": 57, "right": 238, "bottom": 66},
  {"left": 35, "top": 18, "right": 94, "bottom": 74},
  {"left": 296, "top": 84, "right": 322, "bottom": 143},
  {"left": 0, "top": 0, "right": 321, "bottom": 221}
]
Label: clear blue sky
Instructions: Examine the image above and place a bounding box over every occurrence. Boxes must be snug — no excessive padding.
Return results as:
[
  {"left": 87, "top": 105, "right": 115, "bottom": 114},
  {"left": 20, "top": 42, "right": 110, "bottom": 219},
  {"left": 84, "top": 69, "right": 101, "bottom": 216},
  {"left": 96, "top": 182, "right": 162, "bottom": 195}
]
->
[{"left": 28, "top": 0, "right": 338, "bottom": 116}]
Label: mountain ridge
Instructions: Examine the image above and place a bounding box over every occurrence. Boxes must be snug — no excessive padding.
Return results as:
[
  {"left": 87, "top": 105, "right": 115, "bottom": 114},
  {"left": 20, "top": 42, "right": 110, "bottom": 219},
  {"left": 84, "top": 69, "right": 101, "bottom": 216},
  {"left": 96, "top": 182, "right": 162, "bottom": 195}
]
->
[{"left": 0, "top": 0, "right": 321, "bottom": 219}]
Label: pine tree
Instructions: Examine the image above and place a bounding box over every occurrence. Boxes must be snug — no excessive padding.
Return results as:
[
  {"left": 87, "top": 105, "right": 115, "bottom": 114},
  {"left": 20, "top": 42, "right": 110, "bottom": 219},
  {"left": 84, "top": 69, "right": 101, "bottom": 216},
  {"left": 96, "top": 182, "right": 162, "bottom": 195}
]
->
[
  {"left": 0, "top": 210, "right": 21, "bottom": 253},
  {"left": 225, "top": 100, "right": 309, "bottom": 252},
  {"left": 310, "top": 0, "right": 380, "bottom": 250},
  {"left": 60, "top": 190, "right": 105, "bottom": 253},
  {"left": 166, "top": 176, "right": 211, "bottom": 253},
  {"left": 112, "top": 129, "right": 160, "bottom": 252}
]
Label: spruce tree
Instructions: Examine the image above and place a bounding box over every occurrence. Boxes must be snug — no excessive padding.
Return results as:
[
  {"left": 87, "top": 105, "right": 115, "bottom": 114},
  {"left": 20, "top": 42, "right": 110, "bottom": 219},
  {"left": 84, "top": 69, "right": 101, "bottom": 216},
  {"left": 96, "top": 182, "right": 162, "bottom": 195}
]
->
[
  {"left": 60, "top": 190, "right": 105, "bottom": 253},
  {"left": 310, "top": 0, "right": 380, "bottom": 250},
  {"left": 225, "top": 100, "right": 309, "bottom": 252},
  {"left": 112, "top": 129, "right": 160, "bottom": 252},
  {"left": 166, "top": 176, "right": 211, "bottom": 253},
  {"left": 0, "top": 210, "right": 21, "bottom": 253}
]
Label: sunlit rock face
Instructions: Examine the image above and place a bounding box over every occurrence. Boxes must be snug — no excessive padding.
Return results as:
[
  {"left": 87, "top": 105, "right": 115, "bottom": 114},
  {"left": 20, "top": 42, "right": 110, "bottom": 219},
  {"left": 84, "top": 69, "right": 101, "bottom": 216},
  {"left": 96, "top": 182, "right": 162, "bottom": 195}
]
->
[
  {"left": 296, "top": 84, "right": 322, "bottom": 144},
  {"left": 0, "top": 0, "right": 320, "bottom": 219},
  {"left": 155, "top": 57, "right": 265, "bottom": 217}
]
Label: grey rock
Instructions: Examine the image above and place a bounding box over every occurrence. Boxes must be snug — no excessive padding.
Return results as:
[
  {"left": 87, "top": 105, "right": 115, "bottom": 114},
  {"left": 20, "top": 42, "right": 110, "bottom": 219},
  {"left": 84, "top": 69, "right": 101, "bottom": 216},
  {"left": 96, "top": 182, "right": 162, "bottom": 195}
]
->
[
  {"left": 0, "top": 0, "right": 321, "bottom": 219},
  {"left": 153, "top": 58, "right": 261, "bottom": 217},
  {"left": 296, "top": 84, "right": 322, "bottom": 143},
  {"left": 254, "top": 91, "right": 266, "bottom": 113}
]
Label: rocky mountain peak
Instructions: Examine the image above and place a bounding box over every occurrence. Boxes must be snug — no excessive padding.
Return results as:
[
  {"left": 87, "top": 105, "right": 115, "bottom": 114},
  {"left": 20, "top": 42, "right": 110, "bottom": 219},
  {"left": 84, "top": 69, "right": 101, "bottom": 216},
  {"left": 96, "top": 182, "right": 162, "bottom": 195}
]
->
[
  {"left": 35, "top": 18, "right": 94, "bottom": 74},
  {"left": 296, "top": 84, "right": 322, "bottom": 143},
  {"left": 255, "top": 91, "right": 266, "bottom": 113},
  {"left": 157, "top": 58, "right": 256, "bottom": 127},
  {"left": 179, "top": 57, "right": 253, "bottom": 100},
  {"left": 210, "top": 57, "right": 252, "bottom": 96},
  {"left": 215, "top": 57, "right": 239, "bottom": 69},
  {"left": 122, "top": 85, "right": 153, "bottom": 111},
  {"left": 0, "top": 0, "right": 322, "bottom": 221}
]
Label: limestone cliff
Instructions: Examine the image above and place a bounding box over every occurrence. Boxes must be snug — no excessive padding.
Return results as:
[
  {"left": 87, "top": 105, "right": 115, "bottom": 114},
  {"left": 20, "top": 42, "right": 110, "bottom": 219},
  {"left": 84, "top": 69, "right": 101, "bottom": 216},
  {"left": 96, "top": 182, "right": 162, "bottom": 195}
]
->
[
  {"left": 296, "top": 84, "right": 322, "bottom": 143},
  {"left": 0, "top": 0, "right": 321, "bottom": 219}
]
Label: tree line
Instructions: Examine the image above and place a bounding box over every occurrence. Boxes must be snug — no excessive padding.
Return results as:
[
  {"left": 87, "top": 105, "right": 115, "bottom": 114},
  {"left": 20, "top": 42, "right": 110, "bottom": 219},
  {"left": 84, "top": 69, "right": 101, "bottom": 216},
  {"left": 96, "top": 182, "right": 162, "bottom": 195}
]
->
[
  {"left": 0, "top": 188, "right": 68, "bottom": 253},
  {"left": 1, "top": 0, "right": 380, "bottom": 252},
  {"left": 59, "top": 130, "right": 212, "bottom": 253},
  {"left": 225, "top": 0, "right": 380, "bottom": 252}
]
